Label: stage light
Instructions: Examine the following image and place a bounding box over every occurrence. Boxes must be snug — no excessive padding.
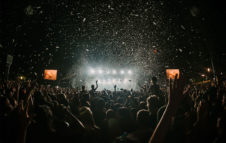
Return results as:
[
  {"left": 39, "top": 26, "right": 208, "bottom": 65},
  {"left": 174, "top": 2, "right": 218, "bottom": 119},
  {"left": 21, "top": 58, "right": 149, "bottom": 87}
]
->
[
  {"left": 18, "top": 76, "right": 25, "bottom": 80},
  {"left": 128, "top": 70, "right": 132, "bottom": 75},
  {"left": 98, "top": 69, "right": 103, "bottom": 74},
  {"left": 112, "top": 70, "right": 117, "bottom": 74},
  {"left": 120, "top": 70, "right": 125, "bottom": 74},
  {"left": 90, "top": 69, "right": 95, "bottom": 74},
  {"left": 207, "top": 68, "right": 211, "bottom": 72}
]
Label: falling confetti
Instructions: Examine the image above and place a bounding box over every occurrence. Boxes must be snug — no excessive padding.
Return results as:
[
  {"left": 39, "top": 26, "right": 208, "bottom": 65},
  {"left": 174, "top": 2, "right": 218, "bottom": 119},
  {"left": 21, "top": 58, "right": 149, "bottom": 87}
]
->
[
  {"left": 1, "top": 0, "right": 224, "bottom": 82},
  {"left": 190, "top": 6, "right": 199, "bottom": 17},
  {"left": 25, "top": 5, "right": 34, "bottom": 16}
]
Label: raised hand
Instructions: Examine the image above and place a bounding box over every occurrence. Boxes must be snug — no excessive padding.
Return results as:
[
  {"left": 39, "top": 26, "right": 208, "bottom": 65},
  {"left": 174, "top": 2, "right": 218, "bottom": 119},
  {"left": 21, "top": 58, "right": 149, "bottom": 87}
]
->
[
  {"left": 16, "top": 100, "right": 31, "bottom": 129},
  {"left": 168, "top": 74, "right": 188, "bottom": 110},
  {"left": 196, "top": 100, "right": 208, "bottom": 121},
  {"left": 15, "top": 99, "right": 32, "bottom": 143},
  {"left": 149, "top": 74, "right": 189, "bottom": 143},
  {"left": 16, "top": 80, "right": 21, "bottom": 101}
]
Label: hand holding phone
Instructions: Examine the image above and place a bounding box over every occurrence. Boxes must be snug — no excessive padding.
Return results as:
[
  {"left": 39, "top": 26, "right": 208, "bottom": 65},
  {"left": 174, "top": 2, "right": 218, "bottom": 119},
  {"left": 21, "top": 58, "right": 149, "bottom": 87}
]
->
[{"left": 166, "top": 69, "right": 180, "bottom": 79}]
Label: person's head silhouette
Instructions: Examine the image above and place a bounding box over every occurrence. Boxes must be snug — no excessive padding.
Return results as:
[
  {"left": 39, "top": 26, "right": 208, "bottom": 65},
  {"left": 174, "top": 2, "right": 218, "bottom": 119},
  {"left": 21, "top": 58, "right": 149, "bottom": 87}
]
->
[
  {"left": 82, "top": 85, "right": 85, "bottom": 91},
  {"left": 91, "top": 84, "right": 95, "bottom": 90},
  {"left": 152, "top": 76, "right": 157, "bottom": 84}
]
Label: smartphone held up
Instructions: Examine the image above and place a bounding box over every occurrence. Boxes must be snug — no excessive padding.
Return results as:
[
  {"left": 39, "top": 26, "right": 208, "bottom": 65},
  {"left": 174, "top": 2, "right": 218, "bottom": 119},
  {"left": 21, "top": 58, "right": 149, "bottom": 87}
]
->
[{"left": 166, "top": 69, "right": 180, "bottom": 80}]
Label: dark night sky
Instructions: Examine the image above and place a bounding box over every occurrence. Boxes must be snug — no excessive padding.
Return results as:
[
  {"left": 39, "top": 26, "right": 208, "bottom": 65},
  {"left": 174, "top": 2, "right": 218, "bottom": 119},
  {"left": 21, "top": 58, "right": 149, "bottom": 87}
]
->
[{"left": 0, "top": 0, "right": 226, "bottom": 80}]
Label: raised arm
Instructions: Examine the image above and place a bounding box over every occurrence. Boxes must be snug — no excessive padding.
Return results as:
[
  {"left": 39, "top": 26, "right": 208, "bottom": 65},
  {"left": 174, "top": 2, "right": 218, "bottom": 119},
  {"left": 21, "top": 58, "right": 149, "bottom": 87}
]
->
[
  {"left": 149, "top": 75, "right": 188, "bottom": 143},
  {"left": 94, "top": 80, "right": 98, "bottom": 90},
  {"left": 16, "top": 99, "right": 32, "bottom": 143}
]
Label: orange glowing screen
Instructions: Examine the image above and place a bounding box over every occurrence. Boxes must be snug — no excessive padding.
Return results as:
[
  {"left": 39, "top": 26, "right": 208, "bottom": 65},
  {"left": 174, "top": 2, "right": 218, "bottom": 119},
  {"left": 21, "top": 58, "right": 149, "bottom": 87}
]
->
[
  {"left": 166, "top": 69, "right": 180, "bottom": 79},
  {"left": 44, "top": 70, "right": 57, "bottom": 80}
]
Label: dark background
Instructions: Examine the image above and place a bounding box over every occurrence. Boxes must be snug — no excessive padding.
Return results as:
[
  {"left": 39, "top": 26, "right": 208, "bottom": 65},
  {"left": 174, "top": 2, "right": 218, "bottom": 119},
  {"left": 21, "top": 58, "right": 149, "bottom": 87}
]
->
[{"left": 0, "top": 0, "right": 225, "bottom": 82}]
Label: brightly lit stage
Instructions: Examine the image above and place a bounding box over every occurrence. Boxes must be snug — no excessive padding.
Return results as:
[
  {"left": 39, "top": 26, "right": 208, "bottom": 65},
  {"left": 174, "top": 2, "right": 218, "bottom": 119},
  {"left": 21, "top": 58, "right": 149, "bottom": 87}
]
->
[{"left": 71, "top": 67, "right": 138, "bottom": 91}]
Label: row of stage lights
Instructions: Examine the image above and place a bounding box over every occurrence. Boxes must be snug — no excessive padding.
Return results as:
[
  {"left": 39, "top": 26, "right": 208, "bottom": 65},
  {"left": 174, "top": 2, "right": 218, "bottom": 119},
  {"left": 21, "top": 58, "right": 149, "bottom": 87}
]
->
[
  {"left": 97, "top": 79, "right": 131, "bottom": 84},
  {"left": 89, "top": 69, "right": 132, "bottom": 75}
]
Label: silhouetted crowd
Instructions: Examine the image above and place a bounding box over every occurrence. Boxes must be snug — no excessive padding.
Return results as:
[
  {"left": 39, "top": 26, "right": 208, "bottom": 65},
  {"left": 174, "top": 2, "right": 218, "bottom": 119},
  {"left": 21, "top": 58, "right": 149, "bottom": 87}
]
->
[{"left": 0, "top": 76, "right": 225, "bottom": 143}]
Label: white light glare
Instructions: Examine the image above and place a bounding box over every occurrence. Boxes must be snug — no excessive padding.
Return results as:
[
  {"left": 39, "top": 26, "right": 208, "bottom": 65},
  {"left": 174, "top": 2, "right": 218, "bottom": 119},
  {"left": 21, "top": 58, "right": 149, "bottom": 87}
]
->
[
  {"left": 98, "top": 69, "right": 103, "bottom": 74},
  {"left": 99, "top": 78, "right": 130, "bottom": 85},
  {"left": 207, "top": 68, "right": 211, "bottom": 72},
  {"left": 128, "top": 70, "right": 132, "bottom": 75},
  {"left": 112, "top": 70, "right": 117, "bottom": 74},
  {"left": 90, "top": 69, "right": 95, "bottom": 74},
  {"left": 120, "top": 70, "right": 125, "bottom": 74}
]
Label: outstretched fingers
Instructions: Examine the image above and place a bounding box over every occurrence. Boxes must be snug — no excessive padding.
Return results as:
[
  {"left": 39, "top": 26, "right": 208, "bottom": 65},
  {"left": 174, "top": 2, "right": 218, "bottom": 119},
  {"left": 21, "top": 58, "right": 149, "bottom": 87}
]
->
[
  {"left": 168, "top": 73, "right": 188, "bottom": 109},
  {"left": 18, "top": 100, "right": 24, "bottom": 112}
]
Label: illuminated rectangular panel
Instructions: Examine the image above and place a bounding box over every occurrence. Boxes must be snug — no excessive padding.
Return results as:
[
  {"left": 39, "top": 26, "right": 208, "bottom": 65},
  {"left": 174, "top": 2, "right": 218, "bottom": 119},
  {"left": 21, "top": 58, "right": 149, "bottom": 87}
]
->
[
  {"left": 44, "top": 69, "right": 57, "bottom": 80},
  {"left": 166, "top": 69, "right": 180, "bottom": 79}
]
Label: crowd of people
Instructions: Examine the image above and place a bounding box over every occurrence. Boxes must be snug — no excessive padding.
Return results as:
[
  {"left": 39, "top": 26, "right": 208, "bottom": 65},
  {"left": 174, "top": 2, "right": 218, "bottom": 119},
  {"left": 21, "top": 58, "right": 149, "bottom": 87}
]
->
[{"left": 0, "top": 75, "right": 225, "bottom": 143}]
